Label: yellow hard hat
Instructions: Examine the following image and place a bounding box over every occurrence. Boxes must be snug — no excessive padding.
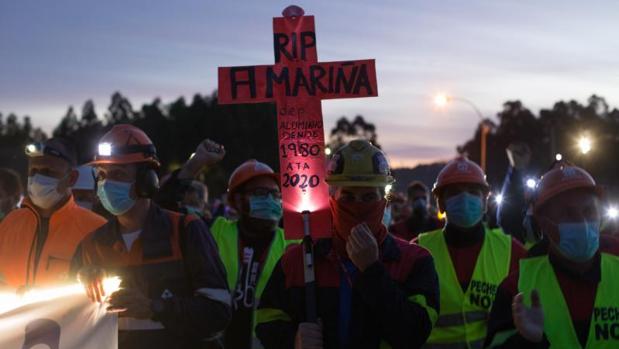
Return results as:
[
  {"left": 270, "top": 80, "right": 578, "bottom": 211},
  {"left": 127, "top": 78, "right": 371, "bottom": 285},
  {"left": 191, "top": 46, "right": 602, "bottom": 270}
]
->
[{"left": 325, "top": 140, "right": 394, "bottom": 187}]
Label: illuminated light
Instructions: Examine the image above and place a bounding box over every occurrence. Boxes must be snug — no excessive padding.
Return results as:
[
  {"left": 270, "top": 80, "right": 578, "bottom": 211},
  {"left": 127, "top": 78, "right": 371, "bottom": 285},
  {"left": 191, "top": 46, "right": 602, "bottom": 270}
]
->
[
  {"left": 607, "top": 206, "right": 618, "bottom": 220},
  {"left": 385, "top": 184, "right": 393, "bottom": 194},
  {"left": 0, "top": 277, "right": 122, "bottom": 314},
  {"left": 297, "top": 192, "right": 316, "bottom": 213},
  {"left": 102, "top": 276, "right": 122, "bottom": 298},
  {"left": 189, "top": 152, "right": 196, "bottom": 160},
  {"left": 0, "top": 283, "right": 82, "bottom": 314},
  {"left": 433, "top": 93, "right": 450, "bottom": 108},
  {"left": 325, "top": 147, "right": 332, "bottom": 156},
  {"left": 555, "top": 153, "right": 563, "bottom": 161},
  {"left": 578, "top": 136, "right": 592, "bottom": 154},
  {"left": 526, "top": 178, "right": 537, "bottom": 189},
  {"left": 26, "top": 144, "right": 37, "bottom": 154},
  {"left": 495, "top": 194, "right": 504, "bottom": 205},
  {"left": 437, "top": 211, "right": 446, "bottom": 220},
  {"left": 98, "top": 142, "right": 112, "bottom": 156}
]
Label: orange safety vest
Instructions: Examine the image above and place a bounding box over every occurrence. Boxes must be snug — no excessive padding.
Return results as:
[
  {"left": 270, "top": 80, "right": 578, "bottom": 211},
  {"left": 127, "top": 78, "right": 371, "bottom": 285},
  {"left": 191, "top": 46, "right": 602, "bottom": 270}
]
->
[{"left": 0, "top": 196, "right": 106, "bottom": 288}]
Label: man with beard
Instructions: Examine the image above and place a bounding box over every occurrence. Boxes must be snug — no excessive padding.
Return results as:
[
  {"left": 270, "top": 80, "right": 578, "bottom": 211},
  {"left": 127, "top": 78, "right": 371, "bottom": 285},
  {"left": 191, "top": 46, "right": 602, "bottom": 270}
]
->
[
  {"left": 390, "top": 181, "right": 442, "bottom": 241},
  {"left": 256, "top": 140, "right": 439, "bottom": 349},
  {"left": 210, "top": 160, "right": 298, "bottom": 349}
]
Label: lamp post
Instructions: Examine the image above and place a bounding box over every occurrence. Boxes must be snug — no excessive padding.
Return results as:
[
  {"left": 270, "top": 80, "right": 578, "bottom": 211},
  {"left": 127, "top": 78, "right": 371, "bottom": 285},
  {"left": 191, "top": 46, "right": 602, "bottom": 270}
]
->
[
  {"left": 434, "top": 94, "right": 491, "bottom": 171},
  {"left": 578, "top": 135, "right": 592, "bottom": 155}
]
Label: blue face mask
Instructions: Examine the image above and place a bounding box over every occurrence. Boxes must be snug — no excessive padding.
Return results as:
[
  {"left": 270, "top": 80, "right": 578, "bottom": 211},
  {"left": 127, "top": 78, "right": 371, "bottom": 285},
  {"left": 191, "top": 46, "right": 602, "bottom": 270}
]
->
[
  {"left": 249, "top": 195, "right": 283, "bottom": 222},
  {"left": 97, "top": 179, "right": 136, "bottom": 216},
  {"left": 28, "top": 174, "right": 66, "bottom": 209},
  {"left": 557, "top": 221, "right": 600, "bottom": 262},
  {"left": 445, "top": 192, "right": 484, "bottom": 228},
  {"left": 185, "top": 205, "right": 204, "bottom": 218}
]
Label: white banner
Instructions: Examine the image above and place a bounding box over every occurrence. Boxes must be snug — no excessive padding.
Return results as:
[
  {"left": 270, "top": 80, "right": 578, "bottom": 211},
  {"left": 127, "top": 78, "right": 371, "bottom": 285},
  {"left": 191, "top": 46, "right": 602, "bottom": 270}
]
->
[{"left": 0, "top": 283, "right": 118, "bottom": 349}]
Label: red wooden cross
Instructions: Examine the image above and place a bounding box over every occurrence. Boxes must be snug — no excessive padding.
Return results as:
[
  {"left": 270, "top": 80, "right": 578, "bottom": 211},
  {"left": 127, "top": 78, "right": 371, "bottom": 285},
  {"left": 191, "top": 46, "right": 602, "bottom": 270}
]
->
[{"left": 218, "top": 5, "right": 378, "bottom": 239}]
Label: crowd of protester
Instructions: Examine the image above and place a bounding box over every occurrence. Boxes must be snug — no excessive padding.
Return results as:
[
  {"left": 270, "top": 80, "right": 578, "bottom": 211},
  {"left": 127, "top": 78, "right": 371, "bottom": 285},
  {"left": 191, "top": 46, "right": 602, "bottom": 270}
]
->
[{"left": 0, "top": 124, "right": 617, "bottom": 349}]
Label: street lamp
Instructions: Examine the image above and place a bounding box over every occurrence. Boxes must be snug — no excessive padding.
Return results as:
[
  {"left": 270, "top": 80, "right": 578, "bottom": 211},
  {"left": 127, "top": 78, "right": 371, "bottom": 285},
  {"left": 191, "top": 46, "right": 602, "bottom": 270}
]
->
[
  {"left": 433, "top": 94, "right": 449, "bottom": 108},
  {"left": 578, "top": 136, "right": 592, "bottom": 155},
  {"left": 434, "top": 93, "right": 490, "bottom": 171}
]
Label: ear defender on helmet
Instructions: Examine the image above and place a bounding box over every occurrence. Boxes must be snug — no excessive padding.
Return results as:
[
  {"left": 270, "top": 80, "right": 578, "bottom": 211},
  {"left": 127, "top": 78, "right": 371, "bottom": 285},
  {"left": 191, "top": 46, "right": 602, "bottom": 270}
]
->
[{"left": 135, "top": 165, "right": 159, "bottom": 198}]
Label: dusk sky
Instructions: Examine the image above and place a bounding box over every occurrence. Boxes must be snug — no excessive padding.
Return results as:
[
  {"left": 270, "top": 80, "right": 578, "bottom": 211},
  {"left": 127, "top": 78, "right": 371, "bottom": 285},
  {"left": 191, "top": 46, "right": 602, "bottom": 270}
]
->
[{"left": 2, "top": 0, "right": 618, "bottom": 167}]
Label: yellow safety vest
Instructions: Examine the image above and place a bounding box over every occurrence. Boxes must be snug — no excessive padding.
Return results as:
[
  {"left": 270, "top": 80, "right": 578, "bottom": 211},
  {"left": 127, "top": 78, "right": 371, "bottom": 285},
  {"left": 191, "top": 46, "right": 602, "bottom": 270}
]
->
[
  {"left": 518, "top": 253, "right": 619, "bottom": 348},
  {"left": 419, "top": 228, "right": 511, "bottom": 349},
  {"left": 210, "top": 217, "right": 298, "bottom": 349}
]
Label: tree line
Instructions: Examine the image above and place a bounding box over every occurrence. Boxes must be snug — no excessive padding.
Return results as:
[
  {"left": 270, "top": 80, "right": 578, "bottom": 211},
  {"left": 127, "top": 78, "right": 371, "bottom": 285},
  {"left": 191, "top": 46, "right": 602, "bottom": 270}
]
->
[
  {"left": 1, "top": 92, "right": 617, "bottom": 198},
  {"left": 459, "top": 95, "right": 619, "bottom": 190}
]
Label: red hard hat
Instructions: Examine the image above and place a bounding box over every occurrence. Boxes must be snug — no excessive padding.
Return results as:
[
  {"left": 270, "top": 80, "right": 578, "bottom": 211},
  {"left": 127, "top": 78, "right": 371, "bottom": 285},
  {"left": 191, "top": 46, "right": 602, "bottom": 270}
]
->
[
  {"left": 432, "top": 156, "right": 489, "bottom": 195},
  {"left": 533, "top": 163, "right": 599, "bottom": 214},
  {"left": 90, "top": 124, "right": 160, "bottom": 168},
  {"left": 228, "top": 160, "right": 279, "bottom": 196}
]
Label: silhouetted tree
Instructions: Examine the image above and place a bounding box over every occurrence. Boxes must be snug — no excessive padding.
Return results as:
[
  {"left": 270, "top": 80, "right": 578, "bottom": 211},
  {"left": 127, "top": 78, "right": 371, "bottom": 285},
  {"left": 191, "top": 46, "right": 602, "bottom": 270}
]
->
[
  {"left": 106, "top": 92, "right": 135, "bottom": 123},
  {"left": 459, "top": 95, "right": 619, "bottom": 189},
  {"left": 81, "top": 100, "right": 98, "bottom": 125},
  {"left": 4, "top": 91, "right": 618, "bottom": 199},
  {"left": 328, "top": 115, "right": 380, "bottom": 153},
  {"left": 53, "top": 106, "right": 79, "bottom": 137}
]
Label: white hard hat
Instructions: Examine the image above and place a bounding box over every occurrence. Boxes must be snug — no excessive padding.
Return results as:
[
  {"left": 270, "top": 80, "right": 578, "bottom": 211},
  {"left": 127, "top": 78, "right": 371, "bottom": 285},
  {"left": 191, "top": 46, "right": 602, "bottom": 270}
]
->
[{"left": 73, "top": 165, "right": 95, "bottom": 191}]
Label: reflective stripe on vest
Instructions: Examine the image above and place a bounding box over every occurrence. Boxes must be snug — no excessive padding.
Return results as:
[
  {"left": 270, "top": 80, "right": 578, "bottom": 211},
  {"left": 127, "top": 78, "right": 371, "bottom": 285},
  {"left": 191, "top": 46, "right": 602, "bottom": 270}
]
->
[
  {"left": 419, "top": 228, "right": 511, "bottom": 348},
  {"left": 518, "top": 253, "right": 619, "bottom": 348},
  {"left": 210, "top": 217, "right": 298, "bottom": 349},
  {"left": 422, "top": 338, "right": 484, "bottom": 349}
]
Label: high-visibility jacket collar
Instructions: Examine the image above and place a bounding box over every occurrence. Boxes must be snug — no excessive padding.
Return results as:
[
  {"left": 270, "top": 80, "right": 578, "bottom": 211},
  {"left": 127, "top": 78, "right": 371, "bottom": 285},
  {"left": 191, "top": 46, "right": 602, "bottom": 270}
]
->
[{"left": 22, "top": 195, "right": 76, "bottom": 225}]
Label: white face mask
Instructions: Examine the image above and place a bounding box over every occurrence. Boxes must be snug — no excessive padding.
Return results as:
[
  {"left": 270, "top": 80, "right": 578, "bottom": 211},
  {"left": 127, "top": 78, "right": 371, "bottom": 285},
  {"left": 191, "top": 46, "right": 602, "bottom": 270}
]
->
[{"left": 27, "top": 174, "right": 66, "bottom": 210}]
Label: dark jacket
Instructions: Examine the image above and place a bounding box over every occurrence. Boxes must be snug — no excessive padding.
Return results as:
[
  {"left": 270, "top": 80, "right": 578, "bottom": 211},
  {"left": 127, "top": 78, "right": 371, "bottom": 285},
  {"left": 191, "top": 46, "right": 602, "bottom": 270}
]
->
[
  {"left": 255, "top": 234, "right": 439, "bottom": 349},
  {"left": 496, "top": 166, "right": 527, "bottom": 243},
  {"left": 72, "top": 203, "right": 232, "bottom": 349}
]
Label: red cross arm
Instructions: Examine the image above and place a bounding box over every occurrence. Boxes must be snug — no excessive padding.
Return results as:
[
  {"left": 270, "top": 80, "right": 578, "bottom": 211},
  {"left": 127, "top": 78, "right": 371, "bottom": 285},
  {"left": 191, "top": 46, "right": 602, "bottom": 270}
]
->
[{"left": 218, "top": 59, "right": 377, "bottom": 104}]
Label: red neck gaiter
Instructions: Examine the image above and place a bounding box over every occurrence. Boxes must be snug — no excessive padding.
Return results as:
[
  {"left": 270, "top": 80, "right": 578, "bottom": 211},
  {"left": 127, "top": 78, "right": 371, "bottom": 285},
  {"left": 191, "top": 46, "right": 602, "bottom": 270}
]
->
[{"left": 330, "top": 197, "right": 388, "bottom": 254}]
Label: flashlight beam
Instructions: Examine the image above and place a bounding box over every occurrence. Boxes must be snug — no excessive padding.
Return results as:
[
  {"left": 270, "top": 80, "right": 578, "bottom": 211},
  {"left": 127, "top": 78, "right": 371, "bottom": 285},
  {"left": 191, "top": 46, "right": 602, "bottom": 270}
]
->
[{"left": 0, "top": 277, "right": 122, "bottom": 314}]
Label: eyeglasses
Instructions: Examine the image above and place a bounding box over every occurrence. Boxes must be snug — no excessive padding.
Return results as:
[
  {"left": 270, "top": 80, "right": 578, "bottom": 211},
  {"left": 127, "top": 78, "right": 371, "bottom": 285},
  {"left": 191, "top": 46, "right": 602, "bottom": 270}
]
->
[{"left": 244, "top": 188, "right": 282, "bottom": 199}]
